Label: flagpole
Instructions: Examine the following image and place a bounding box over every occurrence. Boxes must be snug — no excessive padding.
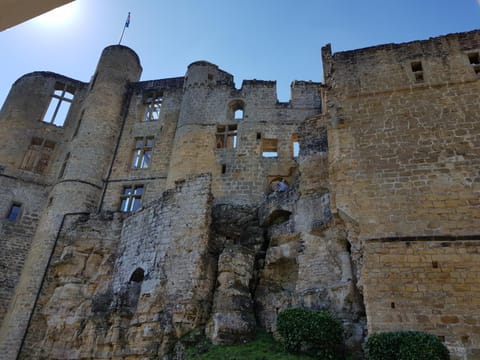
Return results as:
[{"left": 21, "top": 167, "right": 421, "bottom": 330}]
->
[{"left": 118, "top": 12, "right": 130, "bottom": 45}]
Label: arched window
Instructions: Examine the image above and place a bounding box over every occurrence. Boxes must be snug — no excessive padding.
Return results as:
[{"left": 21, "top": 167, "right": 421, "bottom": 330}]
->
[
  {"left": 129, "top": 267, "right": 145, "bottom": 283},
  {"left": 228, "top": 100, "right": 245, "bottom": 121}
]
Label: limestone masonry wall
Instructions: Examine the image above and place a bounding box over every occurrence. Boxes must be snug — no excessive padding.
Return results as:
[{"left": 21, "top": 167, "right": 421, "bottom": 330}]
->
[{"left": 0, "top": 29, "right": 479, "bottom": 359}]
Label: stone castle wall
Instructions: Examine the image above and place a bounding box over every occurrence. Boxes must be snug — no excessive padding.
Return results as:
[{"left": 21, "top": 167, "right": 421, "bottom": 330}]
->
[
  {"left": 0, "top": 29, "right": 479, "bottom": 359},
  {"left": 323, "top": 30, "right": 480, "bottom": 358}
]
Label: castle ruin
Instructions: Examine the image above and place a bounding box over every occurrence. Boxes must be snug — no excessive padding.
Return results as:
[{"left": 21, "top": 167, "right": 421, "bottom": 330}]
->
[{"left": 0, "top": 30, "right": 479, "bottom": 359}]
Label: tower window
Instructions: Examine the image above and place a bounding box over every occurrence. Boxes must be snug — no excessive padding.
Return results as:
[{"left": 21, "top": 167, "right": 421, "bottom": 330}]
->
[
  {"left": 6, "top": 203, "right": 22, "bottom": 221},
  {"left": 120, "top": 185, "right": 144, "bottom": 212},
  {"left": 21, "top": 137, "right": 56, "bottom": 174},
  {"left": 216, "top": 125, "right": 237, "bottom": 149},
  {"left": 42, "top": 82, "right": 75, "bottom": 126},
  {"left": 144, "top": 93, "right": 162, "bottom": 121},
  {"left": 132, "top": 136, "right": 154, "bottom": 169}
]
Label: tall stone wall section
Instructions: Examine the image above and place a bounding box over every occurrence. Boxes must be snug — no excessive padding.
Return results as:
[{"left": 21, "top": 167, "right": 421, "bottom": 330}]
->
[
  {"left": 0, "top": 46, "right": 142, "bottom": 359},
  {"left": 323, "top": 30, "right": 480, "bottom": 358}
]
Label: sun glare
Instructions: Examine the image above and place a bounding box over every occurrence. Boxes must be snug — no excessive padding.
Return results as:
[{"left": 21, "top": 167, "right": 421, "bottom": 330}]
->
[{"left": 31, "top": 2, "right": 79, "bottom": 28}]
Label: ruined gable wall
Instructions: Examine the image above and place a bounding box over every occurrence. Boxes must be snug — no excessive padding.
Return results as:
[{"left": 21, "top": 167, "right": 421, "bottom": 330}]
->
[{"left": 20, "top": 174, "right": 215, "bottom": 359}]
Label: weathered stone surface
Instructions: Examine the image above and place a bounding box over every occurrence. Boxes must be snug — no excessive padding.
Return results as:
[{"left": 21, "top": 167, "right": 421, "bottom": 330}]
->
[{"left": 1, "top": 29, "right": 479, "bottom": 360}]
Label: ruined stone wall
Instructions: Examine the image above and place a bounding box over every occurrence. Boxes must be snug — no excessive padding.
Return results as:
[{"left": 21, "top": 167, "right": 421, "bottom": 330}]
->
[
  {"left": 324, "top": 30, "right": 480, "bottom": 239},
  {"left": 364, "top": 238, "right": 480, "bottom": 359},
  {"left": 20, "top": 174, "right": 215, "bottom": 359},
  {"left": 166, "top": 61, "right": 321, "bottom": 205}
]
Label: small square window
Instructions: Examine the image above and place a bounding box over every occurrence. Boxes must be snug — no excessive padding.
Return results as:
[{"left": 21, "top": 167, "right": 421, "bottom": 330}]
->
[{"left": 7, "top": 203, "right": 22, "bottom": 221}]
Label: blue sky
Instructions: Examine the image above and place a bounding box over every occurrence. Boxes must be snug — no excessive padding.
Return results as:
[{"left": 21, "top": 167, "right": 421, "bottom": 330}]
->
[{"left": 1, "top": 0, "right": 479, "bottom": 103}]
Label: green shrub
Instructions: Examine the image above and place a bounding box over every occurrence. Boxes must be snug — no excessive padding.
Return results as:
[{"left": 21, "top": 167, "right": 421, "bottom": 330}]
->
[
  {"left": 276, "top": 308, "right": 343, "bottom": 359},
  {"left": 365, "top": 331, "right": 449, "bottom": 360}
]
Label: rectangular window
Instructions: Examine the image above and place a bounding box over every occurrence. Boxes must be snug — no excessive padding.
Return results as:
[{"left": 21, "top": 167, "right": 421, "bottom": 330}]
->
[
  {"left": 144, "top": 93, "right": 162, "bottom": 121},
  {"left": 291, "top": 133, "right": 300, "bottom": 158},
  {"left": 262, "top": 138, "right": 278, "bottom": 157},
  {"left": 468, "top": 52, "right": 480, "bottom": 75},
  {"left": 42, "top": 82, "right": 75, "bottom": 126},
  {"left": 120, "top": 185, "right": 144, "bottom": 212},
  {"left": 411, "top": 61, "right": 424, "bottom": 82},
  {"left": 21, "top": 137, "right": 56, "bottom": 174},
  {"left": 6, "top": 203, "right": 22, "bottom": 221},
  {"left": 216, "top": 125, "right": 237, "bottom": 149},
  {"left": 132, "top": 136, "right": 154, "bottom": 169}
]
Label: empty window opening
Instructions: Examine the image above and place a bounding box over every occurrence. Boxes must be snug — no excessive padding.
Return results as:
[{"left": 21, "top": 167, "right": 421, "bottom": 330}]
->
[
  {"left": 221, "top": 164, "right": 227, "bottom": 174},
  {"left": 391, "top": 302, "right": 395, "bottom": 309},
  {"left": 216, "top": 125, "right": 238, "bottom": 149},
  {"left": 21, "top": 137, "right": 56, "bottom": 174},
  {"left": 129, "top": 267, "right": 145, "bottom": 283},
  {"left": 291, "top": 133, "right": 300, "bottom": 158},
  {"left": 42, "top": 82, "right": 75, "bottom": 126},
  {"left": 132, "top": 136, "right": 154, "bottom": 169},
  {"left": 58, "top": 152, "right": 70, "bottom": 179},
  {"left": 144, "top": 93, "right": 162, "bottom": 121},
  {"left": 207, "top": 73, "right": 213, "bottom": 81},
  {"left": 262, "top": 138, "right": 278, "bottom": 157},
  {"left": 256, "top": 132, "right": 262, "bottom": 140},
  {"left": 468, "top": 52, "right": 480, "bottom": 75},
  {"left": 432, "top": 261, "right": 438, "bottom": 269},
  {"left": 120, "top": 185, "right": 144, "bottom": 212},
  {"left": 229, "top": 100, "right": 245, "bottom": 121},
  {"left": 411, "top": 61, "right": 424, "bottom": 82},
  {"left": 7, "top": 203, "right": 22, "bottom": 221},
  {"left": 234, "top": 109, "right": 244, "bottom": 120}
]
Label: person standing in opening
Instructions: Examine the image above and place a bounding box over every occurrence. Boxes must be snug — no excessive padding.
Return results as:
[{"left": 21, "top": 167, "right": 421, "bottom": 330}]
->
[{"left": 278, "top": 178, "right": 288, "bottom": 192}]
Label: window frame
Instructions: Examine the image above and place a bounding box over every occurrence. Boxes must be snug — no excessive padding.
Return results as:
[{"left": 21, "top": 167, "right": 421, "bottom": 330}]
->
[
  {"left": 216, "top": 124, "right": 238, "bottom": 149},
  {"left": 42, "top": 82, "right": 75, "bottom": 126},
  {"left": 143, "top": 93, "right": 163, "bottom": 122},
  {"left": 120, "top": 184, "right": 144, "bottom": 212},
  {"left": 131, "top": 136, "right": 154, "bottom": 170},
  {"left": 21, "top": 137, "right": 56, "bottom": 174}
]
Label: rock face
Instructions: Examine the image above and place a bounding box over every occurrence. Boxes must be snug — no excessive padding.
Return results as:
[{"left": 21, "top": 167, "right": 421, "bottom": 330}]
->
[{"left": 1, "top": 30, "right": 480, "bottom": 360}]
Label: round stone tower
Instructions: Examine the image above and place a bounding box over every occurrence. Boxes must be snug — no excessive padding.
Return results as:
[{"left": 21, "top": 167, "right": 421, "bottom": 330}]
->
[
  {"left": 0, "top": 46, "right": 142, "bottom": 360},
  {"left": 166, "top": 61, "right": 234, "bottom": 187}
]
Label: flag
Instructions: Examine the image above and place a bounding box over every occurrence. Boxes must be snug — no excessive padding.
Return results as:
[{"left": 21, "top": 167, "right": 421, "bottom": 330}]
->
[{"left": 125, "top": 12, "right": 130, "bottom": 28}]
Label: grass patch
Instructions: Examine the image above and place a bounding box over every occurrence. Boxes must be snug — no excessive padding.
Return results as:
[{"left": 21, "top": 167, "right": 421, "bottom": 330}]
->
[{"left": 184, "top": 330, "right": 314, "bottom": 360}]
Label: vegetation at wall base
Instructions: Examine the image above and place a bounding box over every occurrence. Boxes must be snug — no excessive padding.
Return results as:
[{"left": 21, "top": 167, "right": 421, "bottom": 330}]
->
[
  {"left": 276, "top": 308, "right": 344, "bottom": 360},
  {"left": 365, "top": 330, "right": 450, "bottom": 360},
  {"left": 183, "top": 330, "right": 315, "bottom": 359}
]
